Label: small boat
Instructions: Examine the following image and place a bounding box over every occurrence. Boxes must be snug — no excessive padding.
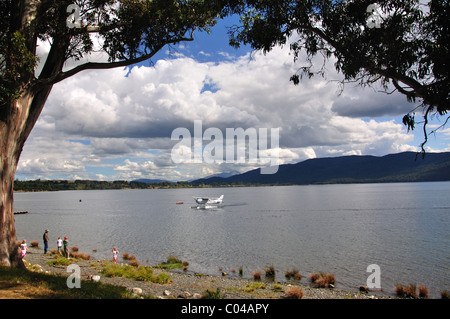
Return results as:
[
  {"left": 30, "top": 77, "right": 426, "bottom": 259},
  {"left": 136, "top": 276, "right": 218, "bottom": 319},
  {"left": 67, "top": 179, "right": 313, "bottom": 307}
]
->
[{"left": 176, "top": 201, "right": 184, "bottom": 204}]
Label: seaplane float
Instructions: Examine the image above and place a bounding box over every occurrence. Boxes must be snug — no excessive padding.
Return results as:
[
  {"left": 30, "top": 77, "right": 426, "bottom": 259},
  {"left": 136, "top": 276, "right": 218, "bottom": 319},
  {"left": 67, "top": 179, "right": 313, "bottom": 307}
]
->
[{"left": 192, "top": 195, "right": 224, "bottom": 209}]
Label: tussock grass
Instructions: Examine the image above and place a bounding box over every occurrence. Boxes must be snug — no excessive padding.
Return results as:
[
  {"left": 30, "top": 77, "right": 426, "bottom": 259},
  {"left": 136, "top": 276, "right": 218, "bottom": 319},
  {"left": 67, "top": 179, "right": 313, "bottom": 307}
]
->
[
  {"left": 395, "top": 283, "right": 429, "bottom": 299},
  {"left": 308, "top": 272, "right": 335, "bottom": 288},
  {"left": 47, "top": 255, "right": 72, "bottom": 266},
  {"left": 284, "top": 286, "right": 304, "bottom": 299},
  {"left": 101, "top": 263, "right": 172, "bottom": 284},
  {"left": 122, "top": 253, "right": 136, "bottom": 261},
  {"left": 264, "top": 265, "right": 276, "bottom": 280},
  {"left": 285, "top": 268, "right": 302, "bottom": 281},
  {"left": 70, "top": 252, "right": 90, "bottom": 260},
  {"left": 252, "top": 270, "right": 261, "bottom": 281},
  {"left": 243, "top": 282, "right": 266, "bottom": 292},
  {"left": 153, "top": 255, "right": 189, "bottom": 270},
  {"left": 395, "top": 283, "right": 417, "bottom": 298},
  {"left": 272, "top": 283, "right": 284, "bottom": 292},
  {"left": 202, "top": 288, "right": 224, "bottom": 299}
]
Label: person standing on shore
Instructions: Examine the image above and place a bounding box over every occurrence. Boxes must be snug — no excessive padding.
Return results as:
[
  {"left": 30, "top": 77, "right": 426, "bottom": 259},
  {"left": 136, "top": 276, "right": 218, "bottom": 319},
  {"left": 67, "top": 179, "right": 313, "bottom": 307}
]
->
[
  {"left": 112, "top": 247, "right": 119, "bottom": 264},
  {"left": 20, "top": 240, "right": 28, "bottom": 259},
  {"left": 63, "top": 236, "right": 69, "bottom": 259},
  {"left": 43, "top": 229, "right": 49, "bottom": 254},
  {"left": 57, "top": 237, "right": 63, "bottom": 255}
]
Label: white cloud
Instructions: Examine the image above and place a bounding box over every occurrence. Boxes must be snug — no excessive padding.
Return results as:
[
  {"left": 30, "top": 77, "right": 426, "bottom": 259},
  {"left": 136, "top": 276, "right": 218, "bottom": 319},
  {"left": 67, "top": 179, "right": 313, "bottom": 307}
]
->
[{"left": 18, "top": 37, "right": 435, "bottom": 181}]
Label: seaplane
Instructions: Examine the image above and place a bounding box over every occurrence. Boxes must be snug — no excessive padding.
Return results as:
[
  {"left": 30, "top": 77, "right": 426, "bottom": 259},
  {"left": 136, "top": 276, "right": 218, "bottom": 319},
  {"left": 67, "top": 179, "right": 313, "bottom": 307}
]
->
[{"left": 193, "top": 195, "right": 224, "bottom": 209}]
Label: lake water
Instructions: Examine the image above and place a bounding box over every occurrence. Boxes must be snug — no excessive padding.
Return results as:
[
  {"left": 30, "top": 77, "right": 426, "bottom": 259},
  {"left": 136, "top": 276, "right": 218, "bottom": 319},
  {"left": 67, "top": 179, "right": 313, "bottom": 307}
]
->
[{"left": 14, "top": 182, "right": 450, "bottom": 297}]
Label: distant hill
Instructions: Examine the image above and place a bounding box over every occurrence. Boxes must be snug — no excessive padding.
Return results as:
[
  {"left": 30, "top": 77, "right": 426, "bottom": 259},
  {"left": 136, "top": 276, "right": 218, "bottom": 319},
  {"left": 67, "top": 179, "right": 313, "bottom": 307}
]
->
[
  {"left": 191, "top": 152, "right": 450, "bottom": 185},
  {"left": 133, "top": 178, "right": 172, "bottom": 184}
]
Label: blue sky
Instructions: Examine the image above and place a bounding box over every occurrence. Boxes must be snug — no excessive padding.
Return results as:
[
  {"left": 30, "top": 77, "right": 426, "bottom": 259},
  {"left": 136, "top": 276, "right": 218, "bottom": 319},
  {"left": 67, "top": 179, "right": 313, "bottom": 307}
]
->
[{"left": 15, "top": 13, "right": 450, "bottom": 181}]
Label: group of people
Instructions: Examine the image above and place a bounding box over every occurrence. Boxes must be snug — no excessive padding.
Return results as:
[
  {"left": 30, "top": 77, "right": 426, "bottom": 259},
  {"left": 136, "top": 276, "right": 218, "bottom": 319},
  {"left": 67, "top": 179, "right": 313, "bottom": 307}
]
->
[
  {"left": 20, "top": 229, "right": 120, "bottom": 264},
  {"left": 19, "top": 229, "right": 70, "bottom": 259},
  {"left": 44, "top": 229, "right": 70, "bottom": 258}
]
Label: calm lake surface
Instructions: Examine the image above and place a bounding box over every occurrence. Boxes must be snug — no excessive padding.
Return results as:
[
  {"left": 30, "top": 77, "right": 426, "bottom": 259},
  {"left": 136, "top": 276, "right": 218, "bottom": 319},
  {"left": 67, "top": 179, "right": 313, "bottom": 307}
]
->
[{"left": 14, "top": 182, "right": 449, "bottom": 297}]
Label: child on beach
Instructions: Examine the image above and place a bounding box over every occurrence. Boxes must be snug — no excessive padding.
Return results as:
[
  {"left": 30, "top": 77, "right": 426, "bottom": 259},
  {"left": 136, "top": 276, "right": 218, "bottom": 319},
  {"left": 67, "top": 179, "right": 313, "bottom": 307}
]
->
[
  {"left": 112, "top": 247, "right": 119, "bottom": 264},
  {"left": 57, "top": 237, "right": 62, "bottom": 255},
  {"left": 63, "top": 236, "right": 69, "bottom": 259},
  {"left": 20, "top": 240, "right": 28, "bottom": 259}
]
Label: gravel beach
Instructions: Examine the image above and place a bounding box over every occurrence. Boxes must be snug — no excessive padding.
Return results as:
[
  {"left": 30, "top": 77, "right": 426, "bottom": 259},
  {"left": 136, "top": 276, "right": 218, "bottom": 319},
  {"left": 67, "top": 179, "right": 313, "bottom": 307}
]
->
[{"left": 20, "top": 247, "right": 384, "bottom": 299}]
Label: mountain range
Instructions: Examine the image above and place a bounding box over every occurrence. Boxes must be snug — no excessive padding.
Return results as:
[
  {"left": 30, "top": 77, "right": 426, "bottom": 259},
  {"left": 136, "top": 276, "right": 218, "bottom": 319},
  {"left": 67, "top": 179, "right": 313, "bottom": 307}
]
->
[{"left": 191, "top": 152, "right": 450, "bottom": 185}]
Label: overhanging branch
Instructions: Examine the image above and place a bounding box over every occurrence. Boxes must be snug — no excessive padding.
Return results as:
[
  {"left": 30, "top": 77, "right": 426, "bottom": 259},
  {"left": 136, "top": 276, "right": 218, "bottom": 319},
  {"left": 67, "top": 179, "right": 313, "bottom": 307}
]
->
[{"left": 34, "top": 35, "right": 194, "bottom": 87}]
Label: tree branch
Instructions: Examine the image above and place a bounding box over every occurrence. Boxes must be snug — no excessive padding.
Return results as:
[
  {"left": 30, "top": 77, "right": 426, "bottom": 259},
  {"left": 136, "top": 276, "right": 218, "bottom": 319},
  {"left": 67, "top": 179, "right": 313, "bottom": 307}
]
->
[
  {"left": 286, "top": 23, "right": 427, "bottom": 103},
  {"left": 34, "top": 36, "right": 194, "bottom": 87}
]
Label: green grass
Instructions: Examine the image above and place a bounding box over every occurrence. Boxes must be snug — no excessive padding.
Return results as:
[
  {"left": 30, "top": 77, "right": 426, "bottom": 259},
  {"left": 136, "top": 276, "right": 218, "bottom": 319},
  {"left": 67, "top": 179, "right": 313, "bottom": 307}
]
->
[
  {"left": 243, "top": 281, "right": 267, "bottom": 292},
  {"left": 46, "top": 255, "right": 73, "bottom": 267},
  {"left": 202, "top": 288, "right": 224, "bottom": 299},
  {"left": 0, "top": 265, "right": 132, "bottom": 299},
  {"left": 101, "top": 263, "right": 172, "bottom": 284},
  {"left": 153, "top": 255, "right": 189, "bottom": 270}
]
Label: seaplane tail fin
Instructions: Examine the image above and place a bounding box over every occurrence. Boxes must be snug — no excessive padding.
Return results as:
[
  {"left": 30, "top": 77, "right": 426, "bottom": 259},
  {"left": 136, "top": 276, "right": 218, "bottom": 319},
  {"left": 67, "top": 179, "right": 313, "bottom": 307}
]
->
[{"left": 219, "top": 195, "right": 224, "bottom": 200}]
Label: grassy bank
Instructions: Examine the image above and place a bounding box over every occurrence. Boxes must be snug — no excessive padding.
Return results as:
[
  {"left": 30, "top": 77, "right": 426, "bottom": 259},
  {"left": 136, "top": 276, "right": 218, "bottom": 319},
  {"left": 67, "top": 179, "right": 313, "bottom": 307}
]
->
[
  {"left": 0, "top": 264, "right": 131, "bottom": 299},
  {"left": 2, "top": 247, "right": 448, "bottom": 299}
]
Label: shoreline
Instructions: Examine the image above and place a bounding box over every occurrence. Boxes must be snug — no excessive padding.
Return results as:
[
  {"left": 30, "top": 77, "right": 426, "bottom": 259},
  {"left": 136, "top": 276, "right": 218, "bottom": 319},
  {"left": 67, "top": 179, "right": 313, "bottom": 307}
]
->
[{"left": 20, "top": 247, "right": 389, "bottom": 299}]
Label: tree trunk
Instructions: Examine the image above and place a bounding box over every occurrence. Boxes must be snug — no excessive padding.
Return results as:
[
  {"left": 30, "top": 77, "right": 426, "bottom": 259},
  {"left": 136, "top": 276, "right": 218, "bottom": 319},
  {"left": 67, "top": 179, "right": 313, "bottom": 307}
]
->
[{"left": 0, "top": 84, "right": 52, "bottom": 267}]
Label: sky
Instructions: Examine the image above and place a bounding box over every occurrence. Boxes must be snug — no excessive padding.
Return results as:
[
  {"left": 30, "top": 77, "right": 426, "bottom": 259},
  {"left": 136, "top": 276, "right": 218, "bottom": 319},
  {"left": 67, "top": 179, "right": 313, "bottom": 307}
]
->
[{"left": 15, "top": 15, "right": 450, "bottom": 182}]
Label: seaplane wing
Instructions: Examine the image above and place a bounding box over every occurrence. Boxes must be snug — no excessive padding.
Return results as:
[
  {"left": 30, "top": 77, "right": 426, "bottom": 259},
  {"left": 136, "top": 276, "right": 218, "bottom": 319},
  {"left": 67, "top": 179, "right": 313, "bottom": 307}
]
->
[{"left": 194, "top": 195, "right": 224, "bottom": 205}]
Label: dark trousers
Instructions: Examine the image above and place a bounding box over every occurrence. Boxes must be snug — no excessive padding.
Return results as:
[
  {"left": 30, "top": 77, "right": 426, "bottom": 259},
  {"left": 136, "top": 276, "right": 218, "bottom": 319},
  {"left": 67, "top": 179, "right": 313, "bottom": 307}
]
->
[{"left": 44, "top": 241, "right": 48, "bottom": 254}]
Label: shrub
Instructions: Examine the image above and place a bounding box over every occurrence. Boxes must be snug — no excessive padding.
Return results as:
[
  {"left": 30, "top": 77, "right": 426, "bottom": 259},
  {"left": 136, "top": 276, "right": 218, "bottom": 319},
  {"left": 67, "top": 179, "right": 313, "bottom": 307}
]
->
[
  {"left": 396, "top": 284, "right": 428, "bottom": 299},
  {"left": 441, "top": 290, "right": 450, "bottom": 299},
  {"left": 129, "top": 259, "right": 139, "bottom": 267},
  {"left": 264, "top": 265, "right": 276, "bottom": 280},
  {"left": 309, "top": 272, "right": 335, "bottom": 288},
  {"left": 30, "top": 241, "right": 39, "bottom": 248},
  {"left": 285, "top": 268, "right": 302, "bottom": 281},
  {"left": 284, "top": 286, "right": 304, "bottom": 299},
  {"left": 167, "top": 255, "right": 183, "bottom": 264},
  {"left": 252, "top": 271, "right": 261, "bottom": 281},
  {"left": 122, "top": 253, "right": 136, "bottom": 261},
  {"left": 308, "top": 273, "right": 319, "bottom": 283},
  {"left": 202, "top": 288, "right": 224, "bottom": 299},
  {"left": 395, "top": 284, "right": 417, "bottom": 298},
  {"left": 154, "top": 255, "right": 189, "bottom": 269},
  {"left": 418, "top": 285, "right": 429, "bottom": 299},
  {"left": 71, "top": 246, "right": 79, "bottom": 252}
]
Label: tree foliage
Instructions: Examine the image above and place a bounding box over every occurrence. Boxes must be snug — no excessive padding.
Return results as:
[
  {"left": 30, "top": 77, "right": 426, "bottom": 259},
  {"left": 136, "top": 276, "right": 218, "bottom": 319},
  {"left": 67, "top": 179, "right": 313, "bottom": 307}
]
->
[
  {"left": 229, "top": 0, "right": 449, "bottom": 153},
  {"left": 0, "top": 0, "right": 239, "bottom": 268},
  {"left": 0, "top": 0, "right": 236, "bottom": 109}
]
